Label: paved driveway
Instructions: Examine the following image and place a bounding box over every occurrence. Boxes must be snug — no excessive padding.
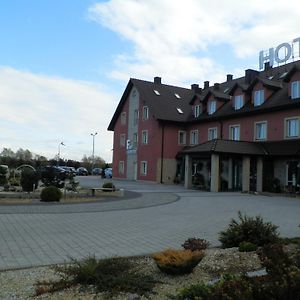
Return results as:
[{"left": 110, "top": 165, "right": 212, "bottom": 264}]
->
[{"left": 0, "top": 178, "right": 300, "bottom": 270}]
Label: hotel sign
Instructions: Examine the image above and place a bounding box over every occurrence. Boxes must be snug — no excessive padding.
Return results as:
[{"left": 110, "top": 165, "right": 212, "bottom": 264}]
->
[{"left": 259, "top": 37, "right": 300, "bottom": 70}]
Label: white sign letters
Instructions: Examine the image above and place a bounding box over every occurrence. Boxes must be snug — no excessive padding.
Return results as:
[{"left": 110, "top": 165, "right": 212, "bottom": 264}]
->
[{"left": 259, "top": 37, "right": 300, "bottom": 70}]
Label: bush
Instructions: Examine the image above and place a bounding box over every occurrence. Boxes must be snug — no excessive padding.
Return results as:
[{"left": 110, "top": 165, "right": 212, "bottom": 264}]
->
[
  {"left": 102, "top": 182, "right": 115, "bottom": 191},
  {"left": 182, "top": 237, "right": 210, "bottom": 251},
  {"left": 35, "top": 256, "right": 158, "bottom": 297},
  {"left": 152, "top": 248, "right": 204, "bottom": 275},
  {"left": 172, "top": 244, "right": 300, "bottom": 300},
  {"left": 20, "top": 169, "right": 38, "bottom": 192},
  {"left": 238, "top": 241, "right": 257, "bottom": 252},
  {"left": 40, "top": 186, "right": 62, "bottom": 202},
  {"left": 218, "top": 211, "right": 279, "bottom": 248}
]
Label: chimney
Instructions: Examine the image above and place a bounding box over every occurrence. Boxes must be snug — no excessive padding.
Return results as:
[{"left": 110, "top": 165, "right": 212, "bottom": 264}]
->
[
  {"left": 191, "top": 84, "right": 199, "bottom": 91},
  {"left": 245, "top": 69, "right": 259, "bottom": 84},
  {"left": 204, "top": 81, "right": 209, "bottom": 89},
  {"left": 264, "top": 62, "right": 272, "bottom": 71},
  {"left": 154, "top": 76, "right": 161, "bottom": 84},
  {"left": 227, "top": 74, "right": 233, "bottom": 82},
  {"left": 214, "top": 83, "right": 220, "bottom": 90}
]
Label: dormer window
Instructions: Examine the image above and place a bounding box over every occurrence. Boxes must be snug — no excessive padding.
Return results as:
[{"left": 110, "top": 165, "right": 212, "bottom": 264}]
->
[
  {"left": 291, "top": 81, "right": 300, "bottom": 99},
  {"left": 253, "top": 90, "right": 264, "bottom": 107},
  {"left": 174, "top": 93, "right": 181, "bottom": 99},
  {"left": 177, "top": 108, "right": 184, "bottom": 114},
  {"left": 153, "top": 89, "right": 160, "bottom": 95},
  {"left": 208, "top": 100, "right": 216, "bottom": 115},
  {"left": 194, "top": 104, "right": 201, "bottom": 117},
  {"left": 234, "top": 95, "right": 244, "bottom": 110}
]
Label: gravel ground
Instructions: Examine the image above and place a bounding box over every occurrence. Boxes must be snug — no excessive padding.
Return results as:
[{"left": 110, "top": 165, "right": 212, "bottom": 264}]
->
[{"left": 0, "top": 247, "right": 262, "bottom": 300}]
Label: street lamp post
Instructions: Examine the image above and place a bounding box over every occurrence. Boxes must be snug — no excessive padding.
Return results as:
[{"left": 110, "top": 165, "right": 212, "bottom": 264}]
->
[
  {"left": 57, "top": 142, "right": 65, "bottom": 166},
  {"left": 91, "top": 132, "right": 98, "bottom": 173}
]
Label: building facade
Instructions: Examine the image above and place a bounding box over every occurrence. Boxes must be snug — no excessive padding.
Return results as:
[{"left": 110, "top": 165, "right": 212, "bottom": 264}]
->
[{"left": 108, "top": 61, "right": 300, "bottom": 193}]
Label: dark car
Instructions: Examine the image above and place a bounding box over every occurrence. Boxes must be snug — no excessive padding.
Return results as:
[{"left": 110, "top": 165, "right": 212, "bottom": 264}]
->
[
  {"left": 76, "top": 167, "right": 88, "bottom": 176},
  {"left": 92, "top": 167, "right": 102, "bottom": 175},
  {"left": 60, "top": 166, "right": 76, "bottom": 177}
]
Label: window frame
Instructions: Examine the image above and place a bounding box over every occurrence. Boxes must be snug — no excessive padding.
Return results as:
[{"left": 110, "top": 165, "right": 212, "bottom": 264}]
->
[
  {"left": 254, "top": 121, "right": 267, "bottom": 141},
  {"left": 229, "top": 125, "right": 240, "bottom": 141},
  {"left": 178, "top": 130, "right": 186, "bottom": 145},
  {"left": 291, "top": 81, "right": 300, "bottom": 99},
  {"left": 208, "top": 127, "right": 217, "bottom": 140},
  {"left": 208, "top": 100, "right": 217, "bottom": 115},
  {"left": 140, "top": 161, "right": 147, "bottom": 176},
  {"left": 141, "top": 130, "right": 148, "bottom": 144},
  {"left": 120, "top": 133, "right": 126, "bottom": 147},
  {"left": 120, "top": 112, "right": 127, "bottom": 125},
  {"left": 253, "top": 90, "right": 265, "bottom": 107},
  {"left": 190, "top": 130, "right": 199, "bottom": 145},
  {"left": 118, "top": 161, "right": 125, "bottom": 174},
  {"left": 142, "top": 106, "right": 149, "bottom": 120},
  {"left": 285, "top": 117, "right": 300, "bottom": 138},
  {"left": 194, "top": 104, "right": 201, "bottom": 117},
  {"left": 234, "top": 95, "right": 244, "bottom": 110}
]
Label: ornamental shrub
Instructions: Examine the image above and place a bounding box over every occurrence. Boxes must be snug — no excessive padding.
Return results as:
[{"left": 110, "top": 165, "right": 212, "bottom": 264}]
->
[
  {"left": 20, "top": 168, "right": 38, "bottom": 192},
  {"left": 40, "top": 186, "right": 62, "bottom": 202},
  {"left": 219, "top": 211, "right": 279, "bottom": 248},
  {"left": 102, "top": 182, "right": 116, "bottom": 191},
  {"left": 182, "top": 237, "right": 210, "bottom": 251},
  {"left": 152, "top": 248, "right": 204, "bottom": 275},
  {"left": 238, "top": 241, "right": 257, "bottom": 252}
]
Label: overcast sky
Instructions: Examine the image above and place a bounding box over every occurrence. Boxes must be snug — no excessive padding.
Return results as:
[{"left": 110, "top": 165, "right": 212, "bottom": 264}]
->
[{"left": 0, "top": 0, "right": 300, "bottom": 162}]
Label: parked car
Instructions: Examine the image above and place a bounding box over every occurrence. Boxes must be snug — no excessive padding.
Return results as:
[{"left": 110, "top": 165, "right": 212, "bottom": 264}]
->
[
  {"left": 104, "top": 168, "right": 112, "bottom": 178},
  {"left": 76, "top": 167, "right": 88, "bottom": 176},
  {"left": 60, "top": 166, "right": 76, "bottom": 177},
  {"left": 92, "top": 168, "right": 102, "bottom": 175}
]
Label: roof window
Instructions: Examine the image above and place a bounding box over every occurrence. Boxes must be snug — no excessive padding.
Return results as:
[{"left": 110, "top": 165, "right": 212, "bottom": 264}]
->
[
  {"left": 223, "top": 87, "right": 230, "bottom": 93},
  {"left": 174, "top": 93, "right": 181, "bottom": 99},
  {"left": 153, "top": 89, "right": 160, "bottom": 95},
  {"left": 268, "top": 75, "right": 274, "bottom": 80},
  {"left": 177, "top": 108, "right": 184, "bottom": 114},
  {"left": 279, "top": 72, "right": 288, "bottom": 79}
]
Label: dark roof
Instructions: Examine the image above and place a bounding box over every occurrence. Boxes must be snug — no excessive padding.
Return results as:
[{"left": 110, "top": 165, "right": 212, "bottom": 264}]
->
[
  {"left": 181, "top": 139, "right": 266, "bottom": 155},
  {"left": 180, "top": 139, "right": 300, "bottom": 157},
  {"left": 108, "top": 60, "right": 300, "bottom": 130}
]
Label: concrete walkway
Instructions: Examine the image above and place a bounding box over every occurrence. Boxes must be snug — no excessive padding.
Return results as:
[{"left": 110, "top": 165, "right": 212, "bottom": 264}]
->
[{"left": 0, "top": 180, "right": 300, "bottom": 270}]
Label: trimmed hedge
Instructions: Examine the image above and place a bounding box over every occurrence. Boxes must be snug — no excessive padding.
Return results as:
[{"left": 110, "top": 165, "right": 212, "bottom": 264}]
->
[{"left": 40, "top": 186, "right": 62, "bottom": 202}]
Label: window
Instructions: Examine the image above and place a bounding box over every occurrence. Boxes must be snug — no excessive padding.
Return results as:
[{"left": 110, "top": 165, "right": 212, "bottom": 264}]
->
[
  {"left": 190, "top": 130, "right": 199, "bottom": 145},
  {"left": 208, "top": 127, "right": 217, "bottom": 140},
  {"left": 285, "top": 118, "right": 300, "bottom": 138},
  {"left": 120, "top": 134, "right": 126, "bottom": 147},
  {"left": 208, "top": 100, "right": 216, "bottom": 115},
  {"left": 234, "top": 95, "right": 244, "bottom": 110},
  {"left": 153, "top": 89, "right": 160, "bottom": 95},
  {"left": 229, "top": 125, "right": 240, "bottom": 141},
  {"left": 120, "top": 112, "right": 126, "bottom": 125},
  {"left": 174, "top": 93, "right": 181, "bottom": 99},
  {"left": 291, "top": 81, "right": 300, "bottom": 99},
  {"left": 194, "top": 105, "right": 201, "bottom": 117},
  {"left": 142, "top": 106, "right": 149, "bottom": 120},
  {"left": 253, "top": 90, "right": 264, "bottom": 106},
  {"left": 118, "top": 161, "right": 124, "bottom": 174},
  {"left": 140, "top": 161, "right": 147, "bottom": 176},
  {"left": 133, "top": 133, "right": 138, "bottom": 148},
  {"left": 134, "top": 109, "right": 139, "bottom": 125},
  {"left": 255, "top": 121, "right": 267, "bottom": 140},
  {"left": 178, "top": 131, "right": 186, "bottom": 145},
  {"left": 141, "top": 130, "right": 148, "bottom": 144}
]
